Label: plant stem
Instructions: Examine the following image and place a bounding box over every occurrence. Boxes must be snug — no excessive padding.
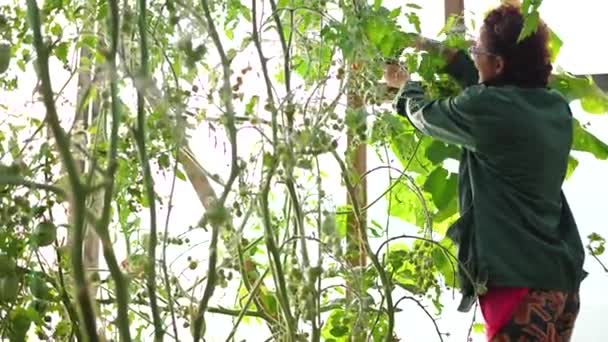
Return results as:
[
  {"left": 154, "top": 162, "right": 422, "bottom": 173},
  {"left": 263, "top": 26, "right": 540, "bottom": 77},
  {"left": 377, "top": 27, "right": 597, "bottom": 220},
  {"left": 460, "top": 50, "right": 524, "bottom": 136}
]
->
[
  {"left": 236, "top": 228, "right": 278, "bottom": 325},
  {"left": 133, "top": 0, "right": 163, "bottom": 339},
  {"left": 47, "top": 156, "right": 83, "bottom": 341},
  {"left": 591, "top": 252, "right": 608, "bottom": 273},
  {"left": 161, "top": 156, "right": 181, "bottom": 340},
  {"left": 313, "top": 158, "right": 323, "bottom": 342},
  {"left": 55, "top": 247, "right": 84, "bottom": 340},
  {"left": 26, "top": 1, "right": 98, "bottom": 340},
  {"left": 192, "top": 0, "right": 241, "bottom": 340},
  {"left": 260, "top": 172, "right": 297, "bottom": 339},
  {"left": 332, "top": 150, "right": 395, "bottom": 341},
  {"left": 147, "top": 42, "right": 188, "bottom": 337},
  {"left": 0, "top": 175, "right": 66, "bottom": 196},
  {"left": 268, "top": 0, "right": 291, "bottom": 93},
  {"left": 225, "top": 268, "right": 270, "bottom": 341},
  {"left": 94, "top": 1, "right": 133, "bottom": 341},
  {"left": 285, "top": 182, "right": 311, "bottom": 268},
  {"left": 251, "top": 0, "right": 296, "bottom": 338},
  {"left": 394, "top": 295, "right": 445, "bottom": 342},
  {"left": 156, "top": 37, "right": 184, "bottom": 341}
]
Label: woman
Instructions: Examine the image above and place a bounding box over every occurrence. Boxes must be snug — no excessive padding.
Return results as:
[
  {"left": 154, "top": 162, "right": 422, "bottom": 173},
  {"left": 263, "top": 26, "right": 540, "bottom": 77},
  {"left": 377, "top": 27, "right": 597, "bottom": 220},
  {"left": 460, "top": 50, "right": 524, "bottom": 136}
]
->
[{"left": 384, "top": 4, "right": 586, "bottom": 341}]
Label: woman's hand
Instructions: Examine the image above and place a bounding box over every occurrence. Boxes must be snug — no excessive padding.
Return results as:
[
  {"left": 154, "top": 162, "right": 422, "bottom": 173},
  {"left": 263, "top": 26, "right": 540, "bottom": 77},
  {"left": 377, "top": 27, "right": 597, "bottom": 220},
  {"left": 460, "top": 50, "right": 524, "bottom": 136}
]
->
[{"left": 383, "top": 64, "right": 409, "bottom": 89}]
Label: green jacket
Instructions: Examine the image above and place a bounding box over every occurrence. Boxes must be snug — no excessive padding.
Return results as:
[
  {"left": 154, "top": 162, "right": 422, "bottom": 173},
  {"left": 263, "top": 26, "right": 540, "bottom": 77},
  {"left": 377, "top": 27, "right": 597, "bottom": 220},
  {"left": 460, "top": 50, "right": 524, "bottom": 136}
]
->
[{"left": 394, "top": 51, "right": 587, "bottom": 312}]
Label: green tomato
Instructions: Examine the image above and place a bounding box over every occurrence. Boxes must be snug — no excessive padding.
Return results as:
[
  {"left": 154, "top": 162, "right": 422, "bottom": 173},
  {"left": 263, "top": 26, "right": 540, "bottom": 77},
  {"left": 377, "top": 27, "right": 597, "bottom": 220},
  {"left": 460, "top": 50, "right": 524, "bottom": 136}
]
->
[
  {"left": 29, "top": 275, "right": 50, "bottom": 299},
  {"left": 0, "top": 254, "right": 16, "bottom": 275},
  {"left": 0, "top": 274, "right": 19, "bottom": 302},
  {"left": 32, "top": 221, "right": 57, "bottom": 247},
  {"left": 31, "top": 299, "right": 49, "bottom": 313},
  {"left": 0, "top": 43, "right": 10, "bottom": 74},
  {"left": 307, "top": 266, "right": 322, "bottom": 282},
  {"left": 0, "top": 162, "right": 20, "bottom": 175},
  {"left": 8, "top": 307, "right": 31, "bottom": 342},
  {"left": 206, "top": 204, "right": 229, "bottom": 227}
]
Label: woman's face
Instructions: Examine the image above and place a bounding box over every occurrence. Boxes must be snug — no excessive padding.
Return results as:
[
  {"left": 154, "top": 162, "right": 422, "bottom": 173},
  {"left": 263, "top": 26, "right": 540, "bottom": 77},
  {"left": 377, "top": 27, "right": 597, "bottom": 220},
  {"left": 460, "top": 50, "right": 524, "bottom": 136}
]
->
[{"left": 471, "top": 28, "right": 505, "bottom": 83}]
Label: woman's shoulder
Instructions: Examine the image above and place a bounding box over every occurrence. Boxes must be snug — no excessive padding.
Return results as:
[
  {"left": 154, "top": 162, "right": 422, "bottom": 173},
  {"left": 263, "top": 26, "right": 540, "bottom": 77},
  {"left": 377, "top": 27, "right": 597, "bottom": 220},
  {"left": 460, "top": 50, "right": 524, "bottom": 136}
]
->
[{"left": 470, "top": 84, "right": 570, "bottom": 107}]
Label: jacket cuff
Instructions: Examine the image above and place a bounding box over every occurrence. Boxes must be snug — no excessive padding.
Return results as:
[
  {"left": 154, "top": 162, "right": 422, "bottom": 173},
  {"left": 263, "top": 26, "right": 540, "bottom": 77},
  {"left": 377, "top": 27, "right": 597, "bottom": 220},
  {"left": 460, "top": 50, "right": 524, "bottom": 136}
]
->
[{"left": 393, "top": 81, "right": 425, "bottom": 117}]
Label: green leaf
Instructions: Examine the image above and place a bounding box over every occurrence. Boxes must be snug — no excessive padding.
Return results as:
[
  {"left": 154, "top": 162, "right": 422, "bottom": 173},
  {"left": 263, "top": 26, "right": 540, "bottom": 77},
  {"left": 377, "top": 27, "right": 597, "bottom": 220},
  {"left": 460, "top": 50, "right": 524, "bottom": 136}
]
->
[
  {"left": 239, "top": 4, "right": 252, "bottom": 21},
  {"left": 292, "top": 44, "right": 333, "bottom": 83},
  {"left": 521, "top": 0, "right": 533, "bottom": 14},
  {"left": 432, "top": 238, "right": 458, "bottom": 288},
  {"left": 518, "top": 11, "right": 539, "bottom": 42},
  {"left": 389, "top": 8, "right": 402, "bottom": 19},
  {"left": 565, "top": 156, "right": 578, "bottom": 179},
  {"left": 345, "top": 108, "right": 366, "bottom": 136},
  {"left": 260, "top": 291, "right": 278, "bottom": 316},
  {"left": 423, "top": 167, "right": 457, "bottom": 212},
  {"left": 226, "top": 48, "right": 237, "bottom": 62},
  {"left": 0, "top": 44, "right": 11, "bottom": 74},
  {"left": 550, "top": 73, "right": 608, "bottom": 114},
  {"left": 587, "top": 232, "right": 606, "bottom": 256},
  {"left": 322, "top": 309, "right": 351, "bottom": 341},
  {"left": 589, "top": 232, "right": 605, "bottom": 242},
  {"left": 245, "top": 95, "right": 259, "bottom": 115},
  {"left": 572, "top": 119, "right": 608, "bottom": 159},
  {"left": 274, "top": 68, "right": 285, "bottom": 84},
  {"left": 388, "top": 180, "right": 427, "bottom": 227},
  {"left": 335, "top": 206, "right": 351, "bottom": 238},
  {"left": 379, "top": 33, "right": 397, "bottom": 57},
  {"left": 548, "top": 29, "right": 563, "bottom": 63},
  {"left": 141, "top": 193, "right": 149, "bottom": 208},
  {"left": 406, "top": 12, "right": 422, "bottom": 33},
  {"left": 425, "top": 140, "right": 460, "bottom": 164},
  {"left": 418, "top": 53, "right": 447, "bottom": 81},
  {"left": 369, "top": 219, "right": 384, "bottom": 238},
  {"left": 366, "top": 19, "right": 388, "bottom": 45},
  {"left": 50, "top": 23, "right": 62, "bottom": 36},
  {"left": 175, "top": 169, "right": 186, "bottom": 181},
  {"left": 17, "top": 59, "right": 26, "bottom": 72},
  {"left": 240, "top": 35, "right": 253, "bottom": 50},
  {"left": 386, "top": 243, "right": 409, "bottom": 271},
  {"left": 330, "top": 326, "right": 349, "bottom": 337},
  {"left": 394, "top": 276, "right": 420, "bottom": 294},
  {"left": 81, "top": 35, "right": 97, "bottom": 49},
  {"left": 225, "top": 28, "right": 234, "bottom": 40},
  {"left": 581, "top": 93, "right": 608, "bottom": 114},
  {"left": 472, "top": 322, "right": 485, "bottom": 334},
  {"left": 373, "top": 0, "right": 382, "bottom": 10},
  {"left": 371, "top": 113, "right": 436, "bottom": 174},
  {"left": 433, "top": 197, "right": 458, "bottom": 227},
  {"left": 53, "top": 320, "right": 71, "bottom": 339},
  {"left": 439, "top": 15, "right": 458, "bottom": 36},
  {"left": 322, "top": 212, "right": 337, "bottom": 236}
]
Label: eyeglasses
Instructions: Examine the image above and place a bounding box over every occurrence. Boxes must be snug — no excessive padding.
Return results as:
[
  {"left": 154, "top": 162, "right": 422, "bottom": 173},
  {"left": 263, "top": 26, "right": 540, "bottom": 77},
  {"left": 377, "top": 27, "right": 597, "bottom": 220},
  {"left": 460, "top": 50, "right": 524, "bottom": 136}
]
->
[{"left": 468, "top": 46, "right": 497, "bottom": 57}]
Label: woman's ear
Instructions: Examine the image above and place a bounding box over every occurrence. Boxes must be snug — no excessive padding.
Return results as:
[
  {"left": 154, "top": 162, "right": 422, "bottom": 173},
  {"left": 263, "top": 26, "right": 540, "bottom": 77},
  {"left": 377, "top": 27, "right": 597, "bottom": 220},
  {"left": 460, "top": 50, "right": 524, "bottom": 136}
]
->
[{"left": 495, "top": 56, "right": 506, "bottom": 76}]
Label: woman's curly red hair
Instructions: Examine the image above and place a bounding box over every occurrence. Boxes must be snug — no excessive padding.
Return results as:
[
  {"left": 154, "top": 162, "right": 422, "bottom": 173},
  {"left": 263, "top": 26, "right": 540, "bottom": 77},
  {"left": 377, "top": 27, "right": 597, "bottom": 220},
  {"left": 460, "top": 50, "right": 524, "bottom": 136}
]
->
[{"left": 483, "top": 5, "right": 552, "bottom": 87}]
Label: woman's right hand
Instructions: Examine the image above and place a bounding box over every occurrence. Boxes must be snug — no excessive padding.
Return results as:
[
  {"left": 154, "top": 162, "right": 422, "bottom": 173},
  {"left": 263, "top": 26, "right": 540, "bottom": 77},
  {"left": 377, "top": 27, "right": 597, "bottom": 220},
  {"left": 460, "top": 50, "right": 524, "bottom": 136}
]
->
[{"left": 383, "top": 64, "right": 409, "bottom": 89}]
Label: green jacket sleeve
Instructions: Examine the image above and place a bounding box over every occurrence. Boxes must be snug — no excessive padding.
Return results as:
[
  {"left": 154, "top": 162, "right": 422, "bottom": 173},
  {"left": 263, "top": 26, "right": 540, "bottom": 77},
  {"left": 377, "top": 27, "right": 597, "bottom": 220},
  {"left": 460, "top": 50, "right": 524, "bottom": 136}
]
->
[
  {"left": 392, "top": 49, "right": 482, "bottom": 150},
  {"left": 393, "top": 81, "right": 484, "bottom": 151}
]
